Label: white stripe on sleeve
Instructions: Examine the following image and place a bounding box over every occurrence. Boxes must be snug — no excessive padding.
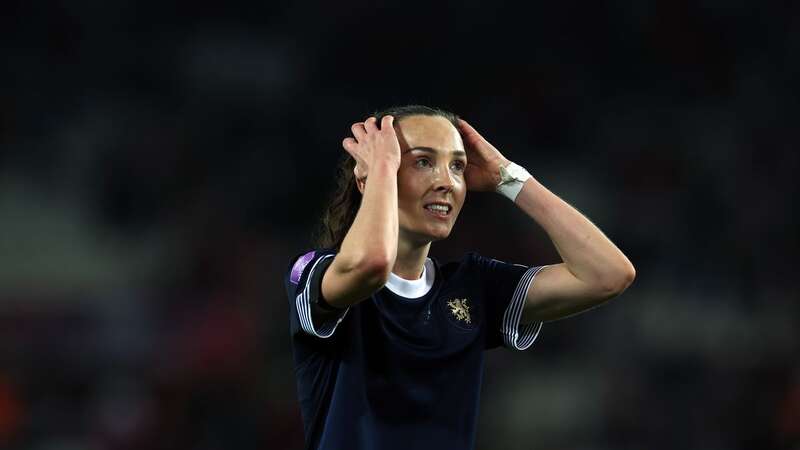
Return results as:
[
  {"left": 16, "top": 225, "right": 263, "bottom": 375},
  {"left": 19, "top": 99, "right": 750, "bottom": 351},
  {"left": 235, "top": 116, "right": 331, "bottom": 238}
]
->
[
  {"left": 501, "top": 265, "right": 548, "bottom": 350},
  {"left": 295, "top": 254, "right": 349, "bottom": 338}
]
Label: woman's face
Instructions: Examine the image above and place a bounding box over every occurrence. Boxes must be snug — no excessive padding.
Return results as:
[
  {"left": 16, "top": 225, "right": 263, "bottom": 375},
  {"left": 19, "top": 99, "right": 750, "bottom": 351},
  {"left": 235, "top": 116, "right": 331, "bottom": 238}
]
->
[{"left": 394, "top": 115, "right": 467, "bottom": 244}]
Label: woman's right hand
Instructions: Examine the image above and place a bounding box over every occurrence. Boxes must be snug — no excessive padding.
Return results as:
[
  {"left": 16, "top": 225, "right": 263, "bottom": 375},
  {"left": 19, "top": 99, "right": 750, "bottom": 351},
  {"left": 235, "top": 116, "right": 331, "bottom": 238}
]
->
[{"left": 342, "top": 115, "right": 402, "bottom": 180}]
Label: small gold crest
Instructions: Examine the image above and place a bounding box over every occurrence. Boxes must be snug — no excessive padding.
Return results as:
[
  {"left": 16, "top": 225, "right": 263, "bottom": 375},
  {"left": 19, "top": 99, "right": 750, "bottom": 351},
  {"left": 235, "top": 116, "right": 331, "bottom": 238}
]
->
[{"left": 447, "top": 298, "right": 471, "bottom": 324}]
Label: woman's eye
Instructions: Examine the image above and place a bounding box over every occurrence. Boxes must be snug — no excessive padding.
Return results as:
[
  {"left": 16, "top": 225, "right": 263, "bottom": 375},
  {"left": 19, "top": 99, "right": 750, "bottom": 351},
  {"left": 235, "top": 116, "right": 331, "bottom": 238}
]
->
[
  {"left": 452, "top": 161, "right": 466, "bottom": 172},
  {"left": 415, "top": 158, "right": 431, "bottom": 168}
]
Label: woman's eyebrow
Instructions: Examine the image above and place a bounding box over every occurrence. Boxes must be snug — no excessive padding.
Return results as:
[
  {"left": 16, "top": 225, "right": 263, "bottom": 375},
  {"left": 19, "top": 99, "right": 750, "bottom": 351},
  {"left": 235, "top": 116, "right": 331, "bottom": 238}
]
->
[{"left": 404, "top": 146, "right": 467, "bottom": 157}]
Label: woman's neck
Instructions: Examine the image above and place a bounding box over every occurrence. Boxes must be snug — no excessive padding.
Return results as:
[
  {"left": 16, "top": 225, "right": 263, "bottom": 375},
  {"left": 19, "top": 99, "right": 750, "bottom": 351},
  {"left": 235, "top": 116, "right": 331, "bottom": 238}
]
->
[{"left": 392, "top": 237, "right": 431, "bottom": 280}]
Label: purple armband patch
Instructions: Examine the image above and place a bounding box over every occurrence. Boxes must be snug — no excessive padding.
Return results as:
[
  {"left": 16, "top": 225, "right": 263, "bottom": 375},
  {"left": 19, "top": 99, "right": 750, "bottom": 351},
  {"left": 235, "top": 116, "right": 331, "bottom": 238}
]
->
[{"left": 290, "top": 251, "right": 316, "bottom": 285}]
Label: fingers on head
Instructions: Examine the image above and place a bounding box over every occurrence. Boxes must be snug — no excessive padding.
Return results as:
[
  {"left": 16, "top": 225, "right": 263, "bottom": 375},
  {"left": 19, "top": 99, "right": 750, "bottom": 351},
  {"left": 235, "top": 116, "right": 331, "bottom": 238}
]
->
[
  {"left": 380, "top": 115, "right": 394, "bottom": 132},
  {"left": 457, "top": 118, "right": 478, "bottom": 136},
  {"left": 342, "top": 137, "right": 357, "bottom": 152},
  {"left": 351, "top": 122, "right": 367, "bottom": 140},
  {"left": 363, "top": 116, "right": 378, "bottom": 132}
]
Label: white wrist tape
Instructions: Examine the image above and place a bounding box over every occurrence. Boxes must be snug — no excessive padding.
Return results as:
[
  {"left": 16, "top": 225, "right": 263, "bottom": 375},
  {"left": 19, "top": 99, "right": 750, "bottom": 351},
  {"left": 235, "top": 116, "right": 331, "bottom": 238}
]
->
[{"left": 496, "top": 162, "right": 532, "bottom": 202}]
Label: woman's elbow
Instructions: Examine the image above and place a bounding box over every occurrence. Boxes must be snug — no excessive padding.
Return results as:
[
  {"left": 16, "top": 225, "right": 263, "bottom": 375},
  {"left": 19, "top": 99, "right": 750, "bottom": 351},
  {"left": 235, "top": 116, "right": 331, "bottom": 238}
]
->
[
  {"left": 604, "top": 263, "right": 636, "bottom": 296},
  {"left": 360, "top": 255, "right": 394, "bottom": 286}
]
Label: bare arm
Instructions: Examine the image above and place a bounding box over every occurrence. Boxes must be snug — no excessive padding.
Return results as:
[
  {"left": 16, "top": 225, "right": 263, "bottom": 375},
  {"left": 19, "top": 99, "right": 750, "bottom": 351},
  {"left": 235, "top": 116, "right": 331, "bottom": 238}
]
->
[
  {"left": 321, "top": 116, "right": 401, "bottom": 309},
  {"left": 514, "top": 178, "right": 635, "bottom": 322},
  {"left": 456, "top": 119, "right": 635, "bottom": 324}
]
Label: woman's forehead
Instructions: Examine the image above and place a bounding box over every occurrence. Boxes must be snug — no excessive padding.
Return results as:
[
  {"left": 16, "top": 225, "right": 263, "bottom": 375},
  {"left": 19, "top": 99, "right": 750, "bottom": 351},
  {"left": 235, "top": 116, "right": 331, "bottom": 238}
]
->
[{"left": 396, "top": 115, "right": 464, "bottom": 152}]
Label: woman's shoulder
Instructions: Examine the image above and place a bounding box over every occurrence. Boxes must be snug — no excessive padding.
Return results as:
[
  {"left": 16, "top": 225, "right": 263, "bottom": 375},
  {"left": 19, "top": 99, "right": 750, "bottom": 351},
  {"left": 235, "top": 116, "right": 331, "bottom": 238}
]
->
[
  {"left": 439, "top": 251, "right": 489, "bottom": 266},
  {"left": 431, "top": 251, "right": 485, "bottom": 277},
  {"left": 437, "top": 251, "right": 525, "bottom": 276},
  {"left": 288, "top": 247, "right": 337, "bottom": 264},
  {"left": 286, "top": 248, "right": 337, "bottom": 283}
]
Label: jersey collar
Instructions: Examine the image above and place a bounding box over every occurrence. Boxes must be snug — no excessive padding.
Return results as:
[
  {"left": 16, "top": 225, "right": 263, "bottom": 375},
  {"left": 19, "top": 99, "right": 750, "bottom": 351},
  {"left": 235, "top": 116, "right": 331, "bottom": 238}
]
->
[{"left": 385, "top": 258, "right": 435, "bottom": 299}]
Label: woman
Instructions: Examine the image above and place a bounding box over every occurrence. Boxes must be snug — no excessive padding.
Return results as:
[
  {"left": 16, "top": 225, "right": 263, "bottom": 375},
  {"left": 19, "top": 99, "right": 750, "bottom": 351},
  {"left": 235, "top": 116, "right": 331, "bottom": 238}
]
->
[{"left": 284, "top": 105, "right": 635, "bottom": 450}]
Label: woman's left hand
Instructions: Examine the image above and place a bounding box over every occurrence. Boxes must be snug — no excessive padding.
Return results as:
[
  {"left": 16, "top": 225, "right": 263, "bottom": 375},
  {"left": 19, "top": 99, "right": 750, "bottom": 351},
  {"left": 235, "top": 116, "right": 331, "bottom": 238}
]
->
[{"left": 457, "top": 119, "right": 512, "bottom": 192}]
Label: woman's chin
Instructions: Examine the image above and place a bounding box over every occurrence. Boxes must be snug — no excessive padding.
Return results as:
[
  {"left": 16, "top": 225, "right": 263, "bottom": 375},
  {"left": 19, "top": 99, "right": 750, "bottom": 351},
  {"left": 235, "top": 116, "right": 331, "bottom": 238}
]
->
[
  {"left": 402, "top": 225, "right": 452, "bottom": 245},
  {"left": 424, "top": 224, "right": 454, "bottom": 242}
]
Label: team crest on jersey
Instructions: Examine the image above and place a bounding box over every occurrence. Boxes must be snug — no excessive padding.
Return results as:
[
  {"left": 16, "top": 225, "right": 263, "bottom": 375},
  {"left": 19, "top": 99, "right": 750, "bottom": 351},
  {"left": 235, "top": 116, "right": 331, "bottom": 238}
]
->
[{"left": 447, "top": 298, "right": 471, "bottom": 324}]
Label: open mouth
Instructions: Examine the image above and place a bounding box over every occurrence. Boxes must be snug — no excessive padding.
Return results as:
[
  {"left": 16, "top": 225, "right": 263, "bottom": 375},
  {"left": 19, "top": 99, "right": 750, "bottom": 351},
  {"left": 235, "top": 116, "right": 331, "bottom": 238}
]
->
[{"left": 423, "top": 203, "right": 452, "bottom": 218}]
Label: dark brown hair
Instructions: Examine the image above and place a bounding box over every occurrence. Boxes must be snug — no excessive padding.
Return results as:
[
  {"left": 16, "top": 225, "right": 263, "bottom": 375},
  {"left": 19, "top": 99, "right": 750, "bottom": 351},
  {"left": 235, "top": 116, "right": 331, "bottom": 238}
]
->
[{"left": 312, "top": 105, "right": 460, "bottom": 250}]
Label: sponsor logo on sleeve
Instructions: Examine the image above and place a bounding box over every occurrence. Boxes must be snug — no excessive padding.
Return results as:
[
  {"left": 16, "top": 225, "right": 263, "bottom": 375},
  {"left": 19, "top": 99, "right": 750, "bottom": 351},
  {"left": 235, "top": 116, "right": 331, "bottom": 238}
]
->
[{"left": 290, "top": 251, "right": 316, "bottom": 285}]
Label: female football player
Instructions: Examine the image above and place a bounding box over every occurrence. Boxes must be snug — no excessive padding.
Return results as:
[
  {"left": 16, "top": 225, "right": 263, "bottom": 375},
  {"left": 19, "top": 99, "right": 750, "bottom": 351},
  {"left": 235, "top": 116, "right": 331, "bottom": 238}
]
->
[{"left": 285, "top": 105, "right": 635, "bottom": 450}]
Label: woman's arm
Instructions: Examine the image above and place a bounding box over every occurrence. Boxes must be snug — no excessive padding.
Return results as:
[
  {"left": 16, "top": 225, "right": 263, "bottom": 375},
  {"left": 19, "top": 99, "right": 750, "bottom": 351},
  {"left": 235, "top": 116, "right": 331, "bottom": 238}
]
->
[
  {"left": 513, "top": 177, "right": 635, "bottom": 322},
  {"left": 321, "top": 116, "right": 401, "bottom": 309},
  {"left": 457, "top": 119, "right": 635, "bottom": 323}
]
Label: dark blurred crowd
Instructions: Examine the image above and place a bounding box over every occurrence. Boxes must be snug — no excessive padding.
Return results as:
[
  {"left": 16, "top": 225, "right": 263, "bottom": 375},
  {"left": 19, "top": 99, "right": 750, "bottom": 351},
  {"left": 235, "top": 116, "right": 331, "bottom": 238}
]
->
[{"left": 1, "top": 1, "right": 798, "bottom": 449}]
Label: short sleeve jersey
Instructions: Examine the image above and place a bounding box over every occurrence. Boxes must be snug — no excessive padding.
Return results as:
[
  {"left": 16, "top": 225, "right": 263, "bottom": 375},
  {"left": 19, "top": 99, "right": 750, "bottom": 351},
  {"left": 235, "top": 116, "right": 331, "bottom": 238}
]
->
[{"left": 284, "top": 249, "right": 547, "bottom": 450}]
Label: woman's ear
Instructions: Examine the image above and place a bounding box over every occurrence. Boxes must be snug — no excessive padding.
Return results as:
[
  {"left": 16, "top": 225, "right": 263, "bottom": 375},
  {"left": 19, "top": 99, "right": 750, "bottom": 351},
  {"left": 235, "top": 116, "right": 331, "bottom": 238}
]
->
[{"left": 353, "top": 166, "right": 366, "bottom": 194}]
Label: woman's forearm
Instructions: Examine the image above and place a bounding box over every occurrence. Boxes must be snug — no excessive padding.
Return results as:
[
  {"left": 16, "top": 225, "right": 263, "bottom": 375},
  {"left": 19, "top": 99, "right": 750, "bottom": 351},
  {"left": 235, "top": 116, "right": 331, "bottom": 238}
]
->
[
  {"left": 514, "top": 176, "right": 635, "bottom": 292},
  {"left": 338, "top": 160, "right": 399, "bottom": 277}
]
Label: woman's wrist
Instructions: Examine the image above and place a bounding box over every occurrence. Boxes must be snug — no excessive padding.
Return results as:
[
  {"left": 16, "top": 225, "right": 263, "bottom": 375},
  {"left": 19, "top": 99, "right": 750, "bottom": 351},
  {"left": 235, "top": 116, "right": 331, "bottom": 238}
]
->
[
  {"left": 495, "top": 161, "right": 532, "bottom": 202},
  {"left": 369, "top": 158, "right": 401, "bottom": 174}
]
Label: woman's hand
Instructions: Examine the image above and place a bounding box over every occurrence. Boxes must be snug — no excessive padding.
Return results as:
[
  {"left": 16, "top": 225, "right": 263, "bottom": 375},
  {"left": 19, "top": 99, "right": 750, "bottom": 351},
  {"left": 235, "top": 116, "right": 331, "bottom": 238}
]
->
[
  {"left": 457, "top": 119, "right": 512, "bottom": 192},
  {"left": 342, "top": 116, "right": 402, "bottom": 180}
]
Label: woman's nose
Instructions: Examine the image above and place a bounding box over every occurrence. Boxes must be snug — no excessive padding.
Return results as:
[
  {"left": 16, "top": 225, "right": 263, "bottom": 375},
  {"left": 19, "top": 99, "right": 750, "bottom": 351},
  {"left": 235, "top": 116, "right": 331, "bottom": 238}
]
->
[{"left": 432, "top": 165, "right": 455, "bottom": 192}]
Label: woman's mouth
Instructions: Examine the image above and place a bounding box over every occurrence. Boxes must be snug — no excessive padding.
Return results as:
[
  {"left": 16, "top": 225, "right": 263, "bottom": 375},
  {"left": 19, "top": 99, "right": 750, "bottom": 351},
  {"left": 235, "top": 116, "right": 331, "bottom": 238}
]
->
[{"left": 423, "top": 203, "right": 452, "bottom": 219}]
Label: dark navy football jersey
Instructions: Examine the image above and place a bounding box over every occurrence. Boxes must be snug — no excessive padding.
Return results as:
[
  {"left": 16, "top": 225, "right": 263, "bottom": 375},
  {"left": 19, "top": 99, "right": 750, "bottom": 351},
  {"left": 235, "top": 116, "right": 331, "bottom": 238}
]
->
[{"left": 284, "top": 249, "right": 547, "bottom": 450}]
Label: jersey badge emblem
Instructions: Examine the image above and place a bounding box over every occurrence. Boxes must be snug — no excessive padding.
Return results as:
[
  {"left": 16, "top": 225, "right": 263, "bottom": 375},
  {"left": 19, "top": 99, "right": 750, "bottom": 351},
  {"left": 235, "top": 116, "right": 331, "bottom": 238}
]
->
[{"left": 447, "top": 298, "right": 471, "bottom": 324}]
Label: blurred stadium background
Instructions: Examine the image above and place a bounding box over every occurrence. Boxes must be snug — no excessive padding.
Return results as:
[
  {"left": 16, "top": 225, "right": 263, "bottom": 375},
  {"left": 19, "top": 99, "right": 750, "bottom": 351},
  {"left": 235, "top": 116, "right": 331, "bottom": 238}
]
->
[{"left": 1, "top": 1, "right": 798, "bottom": 449}]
